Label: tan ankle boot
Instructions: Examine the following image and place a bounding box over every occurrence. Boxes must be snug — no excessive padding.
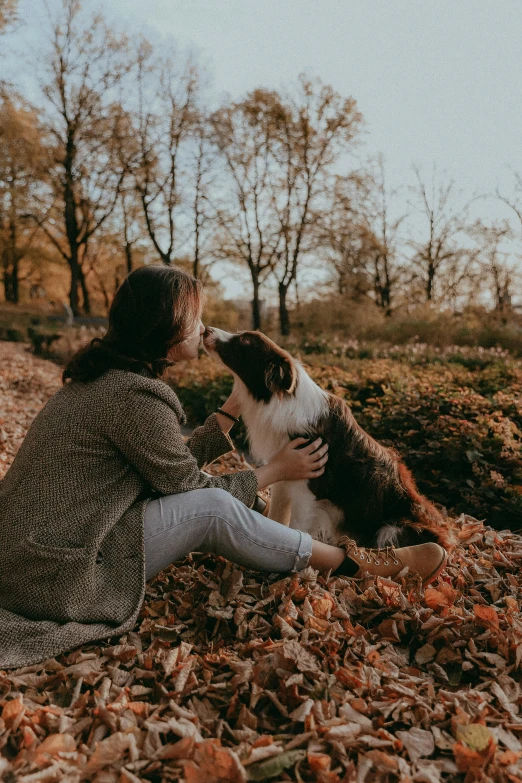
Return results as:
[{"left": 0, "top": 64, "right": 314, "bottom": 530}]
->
[{"left": 338, "top": 536, "right": 448, "bottom": 587}]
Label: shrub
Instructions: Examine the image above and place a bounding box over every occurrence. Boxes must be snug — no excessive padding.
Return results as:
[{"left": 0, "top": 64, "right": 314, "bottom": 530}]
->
[
  {"left": 27, "top": 326, "right": 64, "bottom": 356},
  {"left": 167, "top": 349, "right": 522, "bottom": 529}
]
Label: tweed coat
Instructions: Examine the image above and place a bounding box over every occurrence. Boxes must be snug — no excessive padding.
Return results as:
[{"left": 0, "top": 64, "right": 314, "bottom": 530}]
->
[{"left": 0, "top": 366, "right": 258, "bottom": 669}]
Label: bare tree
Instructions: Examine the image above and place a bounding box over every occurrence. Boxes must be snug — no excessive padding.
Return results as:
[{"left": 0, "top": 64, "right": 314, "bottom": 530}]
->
[
  {"left": 468, "top": 219, "right": 517, "bottom": 315},
  {"left": 209, "top": 91, "right": 283, "bottom": 329},
  {"left": 314, "top": 172, "right": 377, "bottom": 300},
  {"left": 0, "top": 0, "right": 17, "bottom": 32},
  {"left": 270, "top": 76, "right": 363, "bottom": 334},
  {"left": 190, "top": 117, "right": 217, "bottom": 281},
  {"left": 130, "top": 43, "right": 200, "bottom": 266},
  {"left": 362, "top": 155, "right": 409, "bottom": 315},
  {"left": 82, "top": 232, "right": 128, "bottom": 312},
  {"left": 407, "top": 163, "right": 475, "bottom": 306},
  {"left": 210, "top": 77, "right": 363, "bottom": 333},
  {"left": 26, "top": 0, "right": 131, "bottom": 316}
]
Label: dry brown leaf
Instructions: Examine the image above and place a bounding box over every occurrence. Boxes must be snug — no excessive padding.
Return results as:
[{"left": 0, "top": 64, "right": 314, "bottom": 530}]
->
[{"left": 473, "top": 603, "right": 500, "bottom": 630}]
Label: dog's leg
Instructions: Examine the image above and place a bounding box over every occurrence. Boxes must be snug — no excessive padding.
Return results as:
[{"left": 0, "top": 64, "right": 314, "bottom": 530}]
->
[{"left": 269, "top": 482, "right": 293, "bottom": 526}]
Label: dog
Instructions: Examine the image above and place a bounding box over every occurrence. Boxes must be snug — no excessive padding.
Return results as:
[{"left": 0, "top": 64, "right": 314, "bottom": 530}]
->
[{"left": 203, "top": 327, "right": 456, "bottom": 551}]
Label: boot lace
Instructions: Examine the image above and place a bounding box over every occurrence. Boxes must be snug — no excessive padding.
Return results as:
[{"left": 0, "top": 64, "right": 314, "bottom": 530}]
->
[{"left": 338, "top": 536, "right": 400, "bottom": 567}]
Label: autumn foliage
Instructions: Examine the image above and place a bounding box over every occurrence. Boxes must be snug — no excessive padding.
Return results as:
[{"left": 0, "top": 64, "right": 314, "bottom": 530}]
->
[{"left": 1, "top": 341, "right": 522, "bottom": 781}]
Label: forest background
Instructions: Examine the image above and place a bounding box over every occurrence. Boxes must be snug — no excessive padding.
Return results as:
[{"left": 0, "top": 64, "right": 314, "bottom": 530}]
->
[{"left": 0, "top": 0, "right": 521, "bottom": 530}]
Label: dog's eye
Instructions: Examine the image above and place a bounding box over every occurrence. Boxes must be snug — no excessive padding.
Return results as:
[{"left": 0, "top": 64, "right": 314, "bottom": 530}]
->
[{"left": 239, "top": 335, "right": 251, "bottom": 345}]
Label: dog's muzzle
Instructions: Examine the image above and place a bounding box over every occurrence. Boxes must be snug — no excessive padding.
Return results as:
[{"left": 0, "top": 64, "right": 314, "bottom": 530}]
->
[{"left": 203, "top": 326, "right": 233, "bottom": 353}]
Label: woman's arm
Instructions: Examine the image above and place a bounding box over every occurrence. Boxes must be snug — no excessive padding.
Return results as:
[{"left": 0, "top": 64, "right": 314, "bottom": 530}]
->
[
  {"left": 109, "top": 384, "right": 258, "bottom": 507},
  {"left": 185, "top": 390, "right": 241, "bottom": 467},
  {"left": 109, "top": 384, "right": 328, "bottom": 507},
  {"left": 214, "top": 391, "right": 241, "bottom": 435},
  {"left": 185, "top": 414, "right": 234, "bottom": 468}
]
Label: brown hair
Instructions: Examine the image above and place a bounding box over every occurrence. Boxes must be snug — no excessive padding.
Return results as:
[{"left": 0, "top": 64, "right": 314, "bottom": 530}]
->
[{"left": 62, "top": 264, "right": 203, "bottom": 384}]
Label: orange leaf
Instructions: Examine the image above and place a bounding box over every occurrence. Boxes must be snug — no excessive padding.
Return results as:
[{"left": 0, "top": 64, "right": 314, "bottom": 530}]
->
[
  {"left": 425, "top": 583, "right": 458, "bottom": 610},
  {"left": 252, "top": 736, "right": 274, "bottom": 748},
  {"left": 453, "top": 740, "right": 496, "bottom": 772},
  {"left": 499, "top": 750, "right": 522, "bottom": 765},
  {"left": 34, "top": 733, "right": 76, "bottom": 766},
  {"left": 311, "top": 597, "right": 333, "bottom": 619},
  {"left": 474, "top": 604, "right": 500, "bottom": 630},
  {"left": 1, "top": 697, "right": 24, "bottom": 728},
  {"left": 127, "top": 701, "right": 150, "bottom": 717},
  {"left": 22, "top": 726, "right": 38, "bottom": 749},
  {"left": 187, "top": 739, "right": 245, "bottom": 782},
  {"left": 308, "top": 752, "right": 331, "bottom": 772},
  {"left": 306, "top": 615, "right": 330, "bottom": 632},
  {"left": 335, "top": 667, "right": 363, "bottom": 689}
]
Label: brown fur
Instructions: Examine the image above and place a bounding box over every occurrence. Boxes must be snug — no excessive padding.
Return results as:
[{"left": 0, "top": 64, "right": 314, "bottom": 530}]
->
[
  {"left": 303, "top": 394, "right": 456, "bottom": 550},
  {"left": 207, "top": 328, "right": 457, "bottom": 551}
]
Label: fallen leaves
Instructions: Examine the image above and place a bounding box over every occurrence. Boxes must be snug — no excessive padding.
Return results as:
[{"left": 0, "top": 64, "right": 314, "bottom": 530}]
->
[
  {"left": 1, "top": 342, "right": 522, "bottom": 782},
  {"left": 474, "top": 603, "right": 500, "bottom": 631},
  {"left": 453, "top": 724, "right": 497, "bottom": 774}
]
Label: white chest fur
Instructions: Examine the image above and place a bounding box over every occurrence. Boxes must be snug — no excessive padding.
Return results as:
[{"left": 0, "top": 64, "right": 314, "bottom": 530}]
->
[
  {"left": 271, "top": 481, "right": 345, "bottom": 545},
  {"left": 235, "top": 365, "right": 344, "bottom": 544},
  {"left": 237, "top": 364, "right": 329, "bottom": 460}
]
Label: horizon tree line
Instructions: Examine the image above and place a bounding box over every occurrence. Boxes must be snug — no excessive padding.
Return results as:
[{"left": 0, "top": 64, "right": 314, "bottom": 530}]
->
[{"left": 0, "top": 0, "right": 521, "bottom": 333}]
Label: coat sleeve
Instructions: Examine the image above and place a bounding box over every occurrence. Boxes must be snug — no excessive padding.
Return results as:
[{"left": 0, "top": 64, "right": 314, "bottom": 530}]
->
[
  {"left": 185, "top": 413, "right": 235, "bottom": 468},
  {"left": 108, "top": 385, "right": 258, "bottom": 507}
]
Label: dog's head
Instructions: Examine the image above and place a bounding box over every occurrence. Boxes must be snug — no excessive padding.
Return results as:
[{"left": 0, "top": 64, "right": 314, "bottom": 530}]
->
[{"left": 203, "top": 327, "right": 297, "bottom": 402}]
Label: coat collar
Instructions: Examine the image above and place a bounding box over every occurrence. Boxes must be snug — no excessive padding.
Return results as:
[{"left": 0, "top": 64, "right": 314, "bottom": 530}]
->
[{"left": 136, "top": 364, "right": 156, "bottom": 379}]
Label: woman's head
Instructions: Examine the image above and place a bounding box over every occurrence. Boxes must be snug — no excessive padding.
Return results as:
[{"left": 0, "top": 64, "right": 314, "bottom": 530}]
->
[{"left": 62, "top": 265, "right": 203, "bottom": 384}]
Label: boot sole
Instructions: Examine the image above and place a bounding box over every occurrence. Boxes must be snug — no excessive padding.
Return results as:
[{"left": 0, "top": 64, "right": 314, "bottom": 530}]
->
[{"left": 422, "top": 546, "right": 449, "bottom": 587}]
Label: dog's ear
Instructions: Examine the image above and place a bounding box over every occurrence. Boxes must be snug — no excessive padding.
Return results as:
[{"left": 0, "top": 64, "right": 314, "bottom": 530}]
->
[{"left": 265, "top": 355, "right": 296, "bottom": 395}]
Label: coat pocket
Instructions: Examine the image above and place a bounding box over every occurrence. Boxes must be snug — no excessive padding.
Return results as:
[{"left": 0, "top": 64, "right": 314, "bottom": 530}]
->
[
  {"left": 24, "top": 534, "right": 86, "bottom": 561},
  {"left": 13, "top": 535, "right": 88, "bottom": 621}
]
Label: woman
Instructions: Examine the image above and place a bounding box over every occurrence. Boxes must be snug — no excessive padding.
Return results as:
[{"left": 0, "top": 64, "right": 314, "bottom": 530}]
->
[{"left": 0, "top": 265, "right": 447, "bottom": 668}]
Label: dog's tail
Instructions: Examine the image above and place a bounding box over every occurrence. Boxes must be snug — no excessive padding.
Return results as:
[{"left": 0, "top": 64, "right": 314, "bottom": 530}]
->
[
  {"left": 377, "top": 521, "right": 447, "bottom": 549},
  {"left": 382, "top": 463, "right": 458, "bottom": 552}
]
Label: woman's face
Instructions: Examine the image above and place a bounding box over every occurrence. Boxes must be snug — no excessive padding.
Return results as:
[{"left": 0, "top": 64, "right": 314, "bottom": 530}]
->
[{"left": 166, "top": 318, "right": 205, "bottom": 362}]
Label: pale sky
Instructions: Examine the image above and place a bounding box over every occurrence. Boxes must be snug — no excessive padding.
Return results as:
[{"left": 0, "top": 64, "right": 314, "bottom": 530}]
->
[{"left": 4, "top": 0, "right": 522, "bottom": 298}]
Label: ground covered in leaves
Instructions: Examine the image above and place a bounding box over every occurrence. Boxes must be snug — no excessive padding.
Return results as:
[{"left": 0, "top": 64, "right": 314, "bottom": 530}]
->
[{"left": 1, "top": 341, "right": 522, "bottom": 783}]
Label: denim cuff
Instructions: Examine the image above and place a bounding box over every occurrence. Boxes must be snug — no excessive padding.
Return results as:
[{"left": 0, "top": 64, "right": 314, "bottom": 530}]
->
[{"left": 293, "top": 530, "right": 313, "bottom": 571}]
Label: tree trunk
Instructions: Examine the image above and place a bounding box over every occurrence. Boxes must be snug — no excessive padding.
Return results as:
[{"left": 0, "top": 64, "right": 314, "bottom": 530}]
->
[
  {"left": 78, "top": 263, "right": 91, "bottom": 314},
  {"left": 125, "top": 241, "right": 133, "bottom": 274},
  {"left": 193, "top": 239, "right": 200, "bottom": 280},
  {"left": 426, "top": 260, "right": 435, "bottom": 301},
  {"left": 68, "top": 252, "right": 81, "bottom": 317},
  {"left": 2, "top": 251, "right": 15, "bottom": 302},
  {"left": 251, "top": 274, "right": 262, "bottom": 330},
  {"left": 2, "top": 252, "right": 15, "bottom": 302},
  {"left": 278, "top": 282, "right": 290, "bottom": 336},
  {"left": 1, "top": 216, "right": 20, "bottom": 303},
  {"left": 122, "top": 198, "right": 133, "bottom": 275},
  {"left": 64, "top": 131, "right": 82, "bottom": 316}
]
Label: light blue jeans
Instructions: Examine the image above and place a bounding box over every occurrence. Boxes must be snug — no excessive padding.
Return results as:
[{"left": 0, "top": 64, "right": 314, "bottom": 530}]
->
[{"left": 143, "top": 487, "right": 313, "bottom": 581}]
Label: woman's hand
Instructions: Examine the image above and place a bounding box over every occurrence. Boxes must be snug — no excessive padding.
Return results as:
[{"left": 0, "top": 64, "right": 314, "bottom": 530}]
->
[{"left": 254, "top": 437, "right": 329, "bottom": 490}]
